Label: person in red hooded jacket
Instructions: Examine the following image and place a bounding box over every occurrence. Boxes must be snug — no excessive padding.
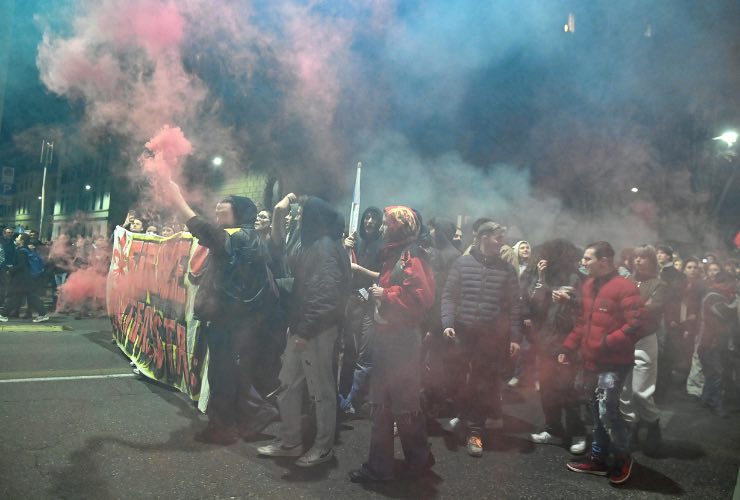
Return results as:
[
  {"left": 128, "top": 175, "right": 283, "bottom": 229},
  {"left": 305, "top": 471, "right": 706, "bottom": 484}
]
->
[
  {"left": 560, "top": 241, "right": 647, "bottom": 485},
  {"left": 349, "top": 206, "right": 436, "bottom": 483}
]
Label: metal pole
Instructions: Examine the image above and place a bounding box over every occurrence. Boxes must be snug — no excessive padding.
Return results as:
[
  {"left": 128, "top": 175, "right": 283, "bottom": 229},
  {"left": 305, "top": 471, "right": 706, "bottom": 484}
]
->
[{"left": 39, "top": 140, "right": 52, "bottom": 238}]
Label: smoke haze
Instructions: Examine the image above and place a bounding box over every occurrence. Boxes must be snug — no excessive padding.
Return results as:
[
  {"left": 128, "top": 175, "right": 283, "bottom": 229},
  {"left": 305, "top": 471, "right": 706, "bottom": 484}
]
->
[{"left": 14, "top": 0, "right": 739, "bottom": 250}]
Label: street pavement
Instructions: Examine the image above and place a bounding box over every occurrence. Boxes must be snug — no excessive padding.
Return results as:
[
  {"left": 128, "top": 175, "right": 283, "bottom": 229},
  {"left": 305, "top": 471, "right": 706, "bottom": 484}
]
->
[{"left": 1, "top": 315, "right": 739, "bottom": 499}]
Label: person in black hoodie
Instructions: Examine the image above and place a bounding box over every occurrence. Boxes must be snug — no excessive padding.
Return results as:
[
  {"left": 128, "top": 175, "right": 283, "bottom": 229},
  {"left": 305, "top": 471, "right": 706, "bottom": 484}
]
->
[
  {"left": 338, "top": 206, "right": 383, "bottom": 415},
  {"left": 258, "top": 197, "right": 351, "bottom": 467},
  {"left": 165, "top": 181, "right": 279, "bottom": 445}
]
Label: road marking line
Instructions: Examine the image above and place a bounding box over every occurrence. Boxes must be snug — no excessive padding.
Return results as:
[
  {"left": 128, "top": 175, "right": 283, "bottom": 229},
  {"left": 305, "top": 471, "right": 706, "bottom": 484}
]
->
[
  {"left": 0, "top": 373, "right": 135, "bottom": 383},
  {"left": 0, "top": 324, "right": 67, "bottom": 332}
]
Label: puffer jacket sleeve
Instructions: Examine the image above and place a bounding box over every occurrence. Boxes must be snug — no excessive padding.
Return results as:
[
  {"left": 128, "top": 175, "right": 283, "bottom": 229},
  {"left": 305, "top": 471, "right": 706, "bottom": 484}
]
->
[
  {"left": 293, "top": 239, "right": 349, "bottom": 340},
  {"left": 440, "top": 259, "right": 461, "bottom": 330},
  {"left": 605, "top": 281, "right": 646, "bottom": 349}
]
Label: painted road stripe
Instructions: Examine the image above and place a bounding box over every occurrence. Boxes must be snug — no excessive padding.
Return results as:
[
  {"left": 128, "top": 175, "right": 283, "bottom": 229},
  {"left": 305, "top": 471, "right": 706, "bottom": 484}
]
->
[
  {"left": 0, "top": 324, "right": 67, "bottom": 332},
  {"left": 0, "top": 373, "right": 135, "bottom": 383}
]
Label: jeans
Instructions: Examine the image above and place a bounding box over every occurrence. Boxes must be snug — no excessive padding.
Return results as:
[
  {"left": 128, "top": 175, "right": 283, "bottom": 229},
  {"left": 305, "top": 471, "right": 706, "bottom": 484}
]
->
[
  {"left": 338, "top": 296, "right": 375, "bottom": 407},
  {"left": 584, "top": 367, "right": 631, "bottom": 458}
]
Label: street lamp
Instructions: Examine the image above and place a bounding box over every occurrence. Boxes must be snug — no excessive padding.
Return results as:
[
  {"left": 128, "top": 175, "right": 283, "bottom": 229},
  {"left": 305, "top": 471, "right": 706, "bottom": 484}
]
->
[
  {"left": 713, "top": 131, "right": 738, "bottom": 147},
  {"left": 84, "top": 184, "right": 92, "bottom": 191},
  {"left": 630, "top": 187, "right": 639, "bottom": 193},
  {"left": 212, "top": 156, "right": 223, "bottom": 167}
]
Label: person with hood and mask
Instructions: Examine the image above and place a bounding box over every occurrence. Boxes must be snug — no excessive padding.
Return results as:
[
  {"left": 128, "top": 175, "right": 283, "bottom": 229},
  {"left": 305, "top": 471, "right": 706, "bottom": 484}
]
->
[
  {"left": 165, "top": 181, "right": 279, "bottom": 445},
  {"left": 258, "top": 197, "right": 351, "bottom": 467},
  {"left": 339, "top": 206, "right": 384, "bottom": 416},
  {"left": 349, "top": 206, "right": 436, "bottom": 483}
]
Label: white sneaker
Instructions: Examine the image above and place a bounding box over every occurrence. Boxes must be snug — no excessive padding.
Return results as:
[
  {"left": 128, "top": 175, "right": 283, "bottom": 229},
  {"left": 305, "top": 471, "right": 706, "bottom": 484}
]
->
[
  {"left": 32, "top": 314, "right": 50, "bottom": 323},
  {"left": 507, "top": 377, "right": 520, "bottom": 388},
  {"left": 530, "top": 431, "right": 557, "bottom": 444},
  {"left": 441, "top": 417, "right": 461, "bottom": 433},
  {"left": 485, "top": 417, "right": 504, "bottom": 430},
  {"left": 0, "top": 315, "right": 8, "bottom": 322},
  {"left": 569, "top": 436, "right": 587, "bottom": 455}
]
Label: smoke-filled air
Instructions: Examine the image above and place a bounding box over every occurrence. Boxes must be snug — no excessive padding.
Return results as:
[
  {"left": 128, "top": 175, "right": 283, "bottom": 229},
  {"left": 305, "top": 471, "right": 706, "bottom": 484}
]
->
[{"left": 24, "top": 0, "right": 740, "bottom": 249}]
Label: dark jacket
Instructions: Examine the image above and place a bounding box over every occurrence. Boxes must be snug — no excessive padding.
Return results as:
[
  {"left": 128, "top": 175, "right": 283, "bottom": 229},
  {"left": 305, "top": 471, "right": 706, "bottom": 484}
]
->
[
  {"left": 188, "top": 196, "right": 274, "bottom": 320},
  {"left": 352, "top": 206, "right": 383, "bottom": 290},
  {"left": 0, "top": 236, "right": 15, "bottom": 267},
  {"left": 563, "top": 271, "right": 646, "bottom": 370},
  {"left": 697, "top": 281, "right": 737, "bottom": 351},
  {"left": 628, "top": 274, "right": 667, "bottom": 335},
  {"left": 441, "top": 247, "right": 522, "bottom": 342},
  {"left": 527, "top": 272, "right": 581, "bottom": 356},
  {"left": 660, "top": 264, "right": 686, "bottom": 327},
  {"left": 289, "top": 197, "right": 351, "bottom": 340}
]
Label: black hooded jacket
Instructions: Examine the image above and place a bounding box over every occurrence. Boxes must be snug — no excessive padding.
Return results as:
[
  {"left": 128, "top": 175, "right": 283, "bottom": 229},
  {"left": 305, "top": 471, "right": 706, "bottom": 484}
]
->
[
  {"left": 352, "top": 206, "right": 383, "bottom": 289},
  {"left": 290, "top": 197, "right": 351, "bottom": 340},
  {"left": 188, "top": 196, "right": 274, "bottom": 319}
]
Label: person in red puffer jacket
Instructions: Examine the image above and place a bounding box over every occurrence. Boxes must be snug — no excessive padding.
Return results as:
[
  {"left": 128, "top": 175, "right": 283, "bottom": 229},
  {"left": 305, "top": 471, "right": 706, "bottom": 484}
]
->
[{"left": 561, "top": 241, "right": 647, "bottom": 485}]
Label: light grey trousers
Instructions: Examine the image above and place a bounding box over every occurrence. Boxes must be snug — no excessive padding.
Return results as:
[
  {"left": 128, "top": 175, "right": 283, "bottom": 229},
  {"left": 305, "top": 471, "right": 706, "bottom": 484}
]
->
[
  {"left": 277, "top": 326, "right": 338, "bottom": 451},
  {"left": 620, "top": 333, "right": 661, "bottom": 424}
]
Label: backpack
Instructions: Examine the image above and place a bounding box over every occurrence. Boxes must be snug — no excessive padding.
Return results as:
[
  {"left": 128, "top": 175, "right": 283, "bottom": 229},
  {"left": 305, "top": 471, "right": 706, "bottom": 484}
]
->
[{"left": 19, "top": 247, "right": 45, "bottom": 278}]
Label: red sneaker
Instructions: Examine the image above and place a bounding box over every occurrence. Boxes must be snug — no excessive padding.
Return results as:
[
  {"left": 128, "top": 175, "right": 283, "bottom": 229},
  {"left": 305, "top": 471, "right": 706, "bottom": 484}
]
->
[
  {"left": 609, "top": 455, "right": 634, "bottom": 485},
  {"left": 566, "top": 455, "right": 609, "bottom": 476}
]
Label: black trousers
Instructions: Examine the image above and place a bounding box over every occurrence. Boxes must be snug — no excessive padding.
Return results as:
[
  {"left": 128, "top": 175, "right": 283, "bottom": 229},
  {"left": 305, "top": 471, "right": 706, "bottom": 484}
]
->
[
  {"left": 205, "top": 315, "right": 272, "bottom": 430},
  {"left": 537, "top": 354, "right": 584, "bottom": 438}
]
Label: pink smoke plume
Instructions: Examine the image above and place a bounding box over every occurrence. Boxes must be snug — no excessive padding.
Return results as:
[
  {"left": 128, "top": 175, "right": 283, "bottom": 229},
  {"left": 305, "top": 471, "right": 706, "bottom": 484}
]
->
[
  {"left": 140, "top": 125, "right": 193, "bottom": 183},
  {"left": 37, "top": 0, "right": 205, "bottom": 141}
]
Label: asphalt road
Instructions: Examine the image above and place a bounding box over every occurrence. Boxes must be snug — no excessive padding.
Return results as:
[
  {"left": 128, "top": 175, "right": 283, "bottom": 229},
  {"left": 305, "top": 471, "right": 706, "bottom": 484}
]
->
[{"left": 1, "top": 316, "right": 739, "bottom": 499}]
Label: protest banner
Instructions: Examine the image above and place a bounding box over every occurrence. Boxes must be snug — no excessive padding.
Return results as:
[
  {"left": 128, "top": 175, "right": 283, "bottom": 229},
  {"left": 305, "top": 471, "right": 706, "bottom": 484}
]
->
[{"left": 107, "top": 227, "right": 210, "bottom": 411}]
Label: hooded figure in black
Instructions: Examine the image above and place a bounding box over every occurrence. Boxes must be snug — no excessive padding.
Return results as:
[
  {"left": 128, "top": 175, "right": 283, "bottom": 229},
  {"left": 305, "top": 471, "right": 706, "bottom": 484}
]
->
[
  {"left": 338, "top": 206, "right": 383, "bottom": 414},
  {"left": 168, "top": 188, "right": 279, "bottom": 446},
  {"left": 258, "top": 197, "right": 351, "bottom": 467}
]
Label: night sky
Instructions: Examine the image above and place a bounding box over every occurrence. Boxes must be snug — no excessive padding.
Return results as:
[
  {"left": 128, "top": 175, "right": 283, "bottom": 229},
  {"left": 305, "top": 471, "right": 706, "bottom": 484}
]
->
[{"left": 1, "top": 0, "right": 739, "bottom": 251}]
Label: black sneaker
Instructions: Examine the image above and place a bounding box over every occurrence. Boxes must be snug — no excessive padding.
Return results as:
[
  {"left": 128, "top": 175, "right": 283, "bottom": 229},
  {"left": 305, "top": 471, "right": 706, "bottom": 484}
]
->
[
  {"left": 349, "top": 464, "right": 393, "bottom": 483},
  {"left": 609, "top": 455, "right": 634, "bottom": 485},
  {"left": 566, "top": 455, "right": 609, "bottom": 476},
  {"left": 194, "top": 424, "right": 237, "bottom": 445}
]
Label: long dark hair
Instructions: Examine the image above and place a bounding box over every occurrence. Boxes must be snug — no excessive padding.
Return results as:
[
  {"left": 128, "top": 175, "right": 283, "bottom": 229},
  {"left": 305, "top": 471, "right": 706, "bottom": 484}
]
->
[{"left": 525, "top": 238, "right": 580, "bottom": 285}]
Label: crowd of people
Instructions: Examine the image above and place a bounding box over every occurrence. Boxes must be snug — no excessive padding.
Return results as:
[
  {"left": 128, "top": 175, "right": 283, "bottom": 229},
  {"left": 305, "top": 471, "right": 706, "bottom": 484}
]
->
[
  {"left": 151, "top": 180, "right": 740, "bottom": 487},
  {"left": 4, "top": 185, "right": 739, "bottom": 487},
  {"left": 0, "top": 226, "right": 111, "bottom": 322}
]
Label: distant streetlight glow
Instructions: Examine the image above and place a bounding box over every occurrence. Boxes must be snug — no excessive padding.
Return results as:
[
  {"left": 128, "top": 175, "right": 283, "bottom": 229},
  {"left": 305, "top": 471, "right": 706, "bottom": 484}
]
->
[
  {"left": 714, "top": 131, "right": 738, "bottom": 147},
  {"left": 84, "top": 184, "right": 92, "bottom": 190},
  {"left": 212, "top": 156, "right": 223, "bottom": 167},
  {"left": 631, "top": 187, "right": 639, "bottom": 193}
]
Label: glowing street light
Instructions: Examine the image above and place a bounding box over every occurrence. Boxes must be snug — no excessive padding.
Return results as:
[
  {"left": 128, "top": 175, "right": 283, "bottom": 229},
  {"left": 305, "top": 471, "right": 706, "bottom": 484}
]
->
[
  {"left": 212, "top": 156, "right": 223, "bottom": 167},
  {"left": 84, "top": 184, "right": 92, "bottom": 191},
  {"left": 713, "top": 131, "right": 738, "bottom": 147},
  {"left": 630, "top": 187, "right": 639, "bottom": 193}
]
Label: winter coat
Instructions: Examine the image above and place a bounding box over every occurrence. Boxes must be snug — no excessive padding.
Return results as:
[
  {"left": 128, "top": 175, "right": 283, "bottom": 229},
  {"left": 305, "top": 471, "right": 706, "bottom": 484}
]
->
[
  {"left": 375, "top": 243, "right": 436, "bottom": 331},
  {"left": 0, "top": 236, "right": 15, "bottom": 267},
  {"left": 697, "top": 282, "right": 737, "bottom": 351},
  {"left": 659, "top": 264, "right": 686, "bottom": 327},
  {"left": 562, "top": 271, "right": 647, "bottom": 371},
  {"left": 441, "top": 247, "right": 522, "bottom": 342},
  {"left": 352, "top": 206, "right": 383, "bottom": 290},
  {"left": 628, "top": 274, "right": 667, "bottom": 335},
  {"left": 188, "top": 195, "right": 275, "bottom": 321},
  {"left": 289, "top": 197, "right": 351, "bottom": 340},
  {"left": 527, "top": 272, "right": 581, "bottom": 356}
]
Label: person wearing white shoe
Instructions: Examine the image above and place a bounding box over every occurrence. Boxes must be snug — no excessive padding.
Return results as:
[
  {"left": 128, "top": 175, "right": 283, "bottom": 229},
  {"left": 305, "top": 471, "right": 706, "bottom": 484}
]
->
[{"left": 522, "top": 240, "right": 586, "bottom": 452}]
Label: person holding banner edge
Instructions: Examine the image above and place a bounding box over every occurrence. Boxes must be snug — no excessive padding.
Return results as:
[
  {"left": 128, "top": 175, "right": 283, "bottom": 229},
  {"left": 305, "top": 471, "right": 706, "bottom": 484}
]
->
[{"left": 164, "top": 180, "right": 279, "bottom": 445}]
